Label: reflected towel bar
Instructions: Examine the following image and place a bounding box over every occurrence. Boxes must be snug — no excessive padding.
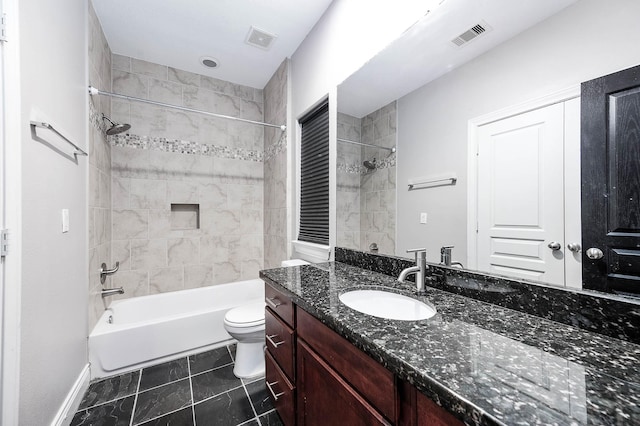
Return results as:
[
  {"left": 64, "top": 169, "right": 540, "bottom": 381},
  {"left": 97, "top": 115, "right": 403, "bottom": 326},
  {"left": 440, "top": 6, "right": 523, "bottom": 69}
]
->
[
  {"left": 30, "top": 121, "right": 88, "bottom": 157},
  {"left": 408, "top": 173, "right": 457, "bottom": 189}
]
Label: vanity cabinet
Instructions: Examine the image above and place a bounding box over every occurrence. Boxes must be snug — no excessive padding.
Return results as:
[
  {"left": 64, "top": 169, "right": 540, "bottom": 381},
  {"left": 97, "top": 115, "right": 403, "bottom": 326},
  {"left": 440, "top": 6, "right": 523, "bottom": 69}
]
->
[
  {"left": 264, "top": 281, "right": 463, "bottom": 426},
  {"left": 264, "top": 282, "right": 297, "bottom": 426}
]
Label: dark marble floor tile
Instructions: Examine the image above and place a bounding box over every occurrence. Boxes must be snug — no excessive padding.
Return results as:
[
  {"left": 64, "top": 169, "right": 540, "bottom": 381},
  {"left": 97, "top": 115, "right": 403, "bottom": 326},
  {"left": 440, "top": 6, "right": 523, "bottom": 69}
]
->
[
  {"left": 139, "top": 358, "right": 189, "bottom": 391},
  {"left": 79, "top": 371, "right": 139, "bottom": 409},
  {"left": 245, "top": 380, "right": 273, "bottom": 416},
  {"left": 193, "top": 387, "right": 254, "bottom": 426},
  {"left": 188, "top": 346, "right": 233, "bottom": 375},
  {"left": 191, "top": 364, "right": 242, "bottom": 403},
  {"left": 228, "top": 343, "right": 236, "bottom": 361},
  {"left": 136, "top": 406, "right": 194, "bottom": 426},
  {"left": 238, "top": 420, "right": 259, "bottom": 426},
  {"left": 258, "top": 410, "right": 284, "bottom": 426},
  {"left": 133, "top": 378, "right": 192, "bottom": 425},
  {"left": 71, "top": 396, "right": 135, "bottom": 426}
]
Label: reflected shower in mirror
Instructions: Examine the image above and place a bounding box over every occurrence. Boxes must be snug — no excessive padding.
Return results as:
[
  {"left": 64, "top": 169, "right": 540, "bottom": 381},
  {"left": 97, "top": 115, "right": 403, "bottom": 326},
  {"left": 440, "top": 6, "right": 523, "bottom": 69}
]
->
[{"left": 336, "top": 102, "right": 397, "bottom": 255}]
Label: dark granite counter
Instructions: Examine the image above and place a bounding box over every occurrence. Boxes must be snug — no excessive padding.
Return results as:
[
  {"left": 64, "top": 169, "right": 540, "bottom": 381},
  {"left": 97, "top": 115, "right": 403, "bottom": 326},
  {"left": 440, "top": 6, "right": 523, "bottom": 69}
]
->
[{"left": 259, "top": 261, "right": 640, "bottom": 425}]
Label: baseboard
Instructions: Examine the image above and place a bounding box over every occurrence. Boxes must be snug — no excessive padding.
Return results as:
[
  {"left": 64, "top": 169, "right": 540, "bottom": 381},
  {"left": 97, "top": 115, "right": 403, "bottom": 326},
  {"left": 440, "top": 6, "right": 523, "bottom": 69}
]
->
[{"left": 51, "top": 363, "right": 90, "bottom": 426}]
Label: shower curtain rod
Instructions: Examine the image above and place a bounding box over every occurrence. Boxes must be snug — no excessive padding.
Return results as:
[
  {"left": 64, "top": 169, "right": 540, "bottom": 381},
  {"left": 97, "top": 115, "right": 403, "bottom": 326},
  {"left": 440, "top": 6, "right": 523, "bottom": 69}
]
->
[
  {"left": 337, "top": 138, "right": 396, "bottom": 153},
  {"left": 88, "top": 86, "right": 286, "bottom": 131}
]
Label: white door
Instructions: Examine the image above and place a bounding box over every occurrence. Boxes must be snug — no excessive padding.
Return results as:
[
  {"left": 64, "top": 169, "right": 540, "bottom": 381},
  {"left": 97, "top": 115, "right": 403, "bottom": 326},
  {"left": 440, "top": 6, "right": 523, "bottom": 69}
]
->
[{"left": 477, "top": 103, "right": 565, "bottom": 285}]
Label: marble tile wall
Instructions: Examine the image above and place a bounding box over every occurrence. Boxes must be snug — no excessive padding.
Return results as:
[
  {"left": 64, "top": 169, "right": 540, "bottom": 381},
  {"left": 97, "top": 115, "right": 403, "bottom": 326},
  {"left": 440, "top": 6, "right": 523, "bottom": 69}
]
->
[
  {"left": 337, "top": 113, "right": 362, "bottom": 250},
  {"left": 360, "top": 101, "right": 397, "bottom": 255},
  {"left": 88, "top": 2, "right": 113, "bottom": 329},
  {"left": 263, "top": 60, "right": 289, "bottom": 269},
  {"left": 109, "top": 56, "right": 266, "bottom": 298}
]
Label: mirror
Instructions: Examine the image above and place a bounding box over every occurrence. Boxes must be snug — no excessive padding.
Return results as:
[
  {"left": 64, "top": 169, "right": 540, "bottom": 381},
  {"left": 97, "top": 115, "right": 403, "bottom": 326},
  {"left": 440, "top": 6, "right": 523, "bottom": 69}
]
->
[{"left": 335, "top": 0, "right": 640, "bottom": 289}]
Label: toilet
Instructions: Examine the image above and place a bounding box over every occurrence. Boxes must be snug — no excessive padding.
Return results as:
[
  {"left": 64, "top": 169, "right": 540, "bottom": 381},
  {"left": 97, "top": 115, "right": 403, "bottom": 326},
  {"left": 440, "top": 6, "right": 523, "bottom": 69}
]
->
[{"left": 223, "top": 259, "right": 310, "bottom": 378}]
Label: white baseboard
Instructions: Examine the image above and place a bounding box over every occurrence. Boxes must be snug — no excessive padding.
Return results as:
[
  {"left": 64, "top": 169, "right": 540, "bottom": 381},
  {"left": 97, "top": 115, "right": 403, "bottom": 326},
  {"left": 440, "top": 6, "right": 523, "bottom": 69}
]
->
[{"left": 51, "top": 364, "right": 90, "bottom": 426}]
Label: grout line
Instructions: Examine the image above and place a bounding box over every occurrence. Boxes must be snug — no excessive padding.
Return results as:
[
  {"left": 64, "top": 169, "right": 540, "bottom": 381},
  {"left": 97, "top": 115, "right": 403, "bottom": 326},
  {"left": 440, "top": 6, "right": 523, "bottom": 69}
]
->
[
  {"left": 241, "top": 375, "right": 261, "bottom": 426},
  {"left": 227, "top": 343, "right": 236, "bottom": 362},
  {"left": 128, "top": 369, "right": 143, "bottom": 426},
  {"left": 189, "top": 360, "right": 235, "bottom": 379},
  {"left": 187, "top": 355, "right": 197, "bottom": 426},
  {"left": 80, "top": 391, "right": 138, "bottom": 411},
  {"left": 191, "top": 383, "right": 245, "bottom": 407},
  {"left": 131, "top": 405, "right": 193, "bottom": 426}
]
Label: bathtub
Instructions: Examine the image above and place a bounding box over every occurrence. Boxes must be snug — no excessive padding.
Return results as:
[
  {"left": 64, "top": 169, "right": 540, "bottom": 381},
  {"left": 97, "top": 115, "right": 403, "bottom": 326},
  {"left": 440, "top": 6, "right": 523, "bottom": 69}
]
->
[{"left": 89, "top": 279, "right": 264, "bottom": 379}]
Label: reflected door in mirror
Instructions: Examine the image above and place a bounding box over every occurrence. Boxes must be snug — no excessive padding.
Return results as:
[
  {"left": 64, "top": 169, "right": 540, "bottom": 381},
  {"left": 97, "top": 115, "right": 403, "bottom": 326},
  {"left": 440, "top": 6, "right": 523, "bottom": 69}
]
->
[{"left": 582, "top": 64, "right": 640, "bottom": 295}]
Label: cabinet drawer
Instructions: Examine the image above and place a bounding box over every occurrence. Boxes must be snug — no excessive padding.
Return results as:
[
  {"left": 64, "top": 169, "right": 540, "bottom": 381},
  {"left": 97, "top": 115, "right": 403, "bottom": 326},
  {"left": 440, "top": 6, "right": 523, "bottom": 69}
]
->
[
  {"left": 297, "top": 307, "right": 396, "bottom": 421},
  {"left": 265, "top": 281, "right": 295, "bottom": 327},
  {"left": 266, "top": 350, "right": 295, "bottom": 426},
  {"left": 265, "top": 307, "right": 295, "bottom": 379}
]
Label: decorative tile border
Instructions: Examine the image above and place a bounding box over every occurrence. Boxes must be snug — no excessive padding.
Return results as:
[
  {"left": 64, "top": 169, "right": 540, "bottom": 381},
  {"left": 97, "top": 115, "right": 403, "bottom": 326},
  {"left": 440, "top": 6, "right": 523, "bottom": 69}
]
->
[
  {"left": 264, "top": 131, "right": 287, "bottom": 162},
  {"left": 109, "top": 133, "right": 264, "bottom": 162},
  {"left": 337, "top": 154, "right": 396, "bottom": 175}
]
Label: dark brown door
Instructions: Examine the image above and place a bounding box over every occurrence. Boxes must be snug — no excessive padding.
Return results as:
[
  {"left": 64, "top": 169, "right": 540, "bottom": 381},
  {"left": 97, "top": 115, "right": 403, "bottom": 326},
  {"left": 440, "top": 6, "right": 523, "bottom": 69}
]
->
[
  {"left": 581, "top": 64, "right": 640, "bottom": 295},
  {"left": 296, "top": 340, "right": 391, "bottom": 426}
]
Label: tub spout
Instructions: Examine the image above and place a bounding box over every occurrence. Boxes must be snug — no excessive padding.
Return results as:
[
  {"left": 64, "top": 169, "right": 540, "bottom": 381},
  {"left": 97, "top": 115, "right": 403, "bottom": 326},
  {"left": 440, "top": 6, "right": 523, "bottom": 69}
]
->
[{"left": 101, "top": 287, "right": 124, "bottom": 298}]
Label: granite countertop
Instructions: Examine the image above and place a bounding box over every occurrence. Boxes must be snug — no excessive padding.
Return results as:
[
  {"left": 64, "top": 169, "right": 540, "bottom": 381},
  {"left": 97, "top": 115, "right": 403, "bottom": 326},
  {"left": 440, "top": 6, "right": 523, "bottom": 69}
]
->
[{"left": 259, "top": 261, "right": 640, "bottom": 426}]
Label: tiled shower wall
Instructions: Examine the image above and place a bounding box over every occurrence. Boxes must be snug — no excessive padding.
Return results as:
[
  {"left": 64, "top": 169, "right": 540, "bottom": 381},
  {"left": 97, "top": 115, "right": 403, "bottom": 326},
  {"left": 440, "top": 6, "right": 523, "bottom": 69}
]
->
[
  {"left": 360, "top": 101, "right": 396, "bottom": 255},
  {"left": 108, "top": 56, "right": 265, "bottom": 298},
  {"left": 336, "top": 102, "right": 397, "bottom": 255},
  {"left": 337, "top": 113, "right": 362, "bottom": 250},
  {"left": 263, "top": 60, "right": 289, "bottom": 269},
  {"left": 88, "top": 2, "right": 113, "bottom": 329}
]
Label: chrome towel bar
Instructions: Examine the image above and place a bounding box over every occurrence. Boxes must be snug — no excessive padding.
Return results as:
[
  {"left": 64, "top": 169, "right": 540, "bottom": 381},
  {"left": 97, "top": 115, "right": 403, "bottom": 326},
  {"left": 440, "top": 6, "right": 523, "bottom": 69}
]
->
[{"left": 30, "top": 121, "right": 88, "bottom": 158}]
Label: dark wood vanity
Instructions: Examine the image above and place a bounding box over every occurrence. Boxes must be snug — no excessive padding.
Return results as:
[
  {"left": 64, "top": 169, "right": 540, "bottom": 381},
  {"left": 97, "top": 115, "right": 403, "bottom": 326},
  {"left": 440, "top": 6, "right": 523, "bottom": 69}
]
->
[{"left": 264, "top": 281, "right": 462, "bottom": 426}]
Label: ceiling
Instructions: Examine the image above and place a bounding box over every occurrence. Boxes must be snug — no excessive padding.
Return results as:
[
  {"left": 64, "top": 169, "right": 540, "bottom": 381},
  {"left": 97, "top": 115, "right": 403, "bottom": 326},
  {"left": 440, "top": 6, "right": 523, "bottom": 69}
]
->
[
  {"left": 338, "top": 0, "right": 578, "bottom": 117},
  {"left": 92, "top": 0, "right": 334, "bottom": 89}
]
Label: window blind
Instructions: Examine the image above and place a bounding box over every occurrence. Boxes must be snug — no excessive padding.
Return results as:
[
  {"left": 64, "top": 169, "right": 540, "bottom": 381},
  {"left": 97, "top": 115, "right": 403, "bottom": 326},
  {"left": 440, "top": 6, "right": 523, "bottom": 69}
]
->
[{"left": 299, "top": 101, "right": 329, "bottom": 245}]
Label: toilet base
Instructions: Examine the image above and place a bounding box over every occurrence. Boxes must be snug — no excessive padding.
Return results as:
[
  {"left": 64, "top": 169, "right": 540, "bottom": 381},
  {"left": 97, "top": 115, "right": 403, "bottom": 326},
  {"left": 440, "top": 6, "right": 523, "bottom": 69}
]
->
[{"left": 233, "top": 341, "right": 265, "bottom": 378}]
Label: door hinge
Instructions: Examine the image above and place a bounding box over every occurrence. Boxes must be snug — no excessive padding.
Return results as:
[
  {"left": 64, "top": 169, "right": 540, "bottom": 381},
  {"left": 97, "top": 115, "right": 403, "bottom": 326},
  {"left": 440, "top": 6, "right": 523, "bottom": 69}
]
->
[
  {"left": 1, "top": 229, "right": 8, "bottom": 257},
  {"left": 0, "top": 13, "right": 7, "bottom": 42}
]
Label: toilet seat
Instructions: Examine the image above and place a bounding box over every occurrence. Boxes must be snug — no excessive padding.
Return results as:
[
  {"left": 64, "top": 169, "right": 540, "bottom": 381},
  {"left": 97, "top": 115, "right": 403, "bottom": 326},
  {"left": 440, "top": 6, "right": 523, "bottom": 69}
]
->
[{"left": 224, "top": 301, "right": 265, "bottom": 328}]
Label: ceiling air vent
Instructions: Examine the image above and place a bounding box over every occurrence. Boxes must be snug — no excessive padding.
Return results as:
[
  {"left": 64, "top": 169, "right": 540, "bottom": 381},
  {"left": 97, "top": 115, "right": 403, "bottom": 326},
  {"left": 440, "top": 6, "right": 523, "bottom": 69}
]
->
[
  {"left": 246, "top": 26, "right": 277, "bottom": 50},
  {"left": 451, "top": 21, "right": 492, "bottom": 47}
]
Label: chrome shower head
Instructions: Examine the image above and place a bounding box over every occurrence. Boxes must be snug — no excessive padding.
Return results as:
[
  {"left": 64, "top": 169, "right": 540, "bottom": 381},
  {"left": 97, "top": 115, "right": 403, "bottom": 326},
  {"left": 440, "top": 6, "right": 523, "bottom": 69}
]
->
[
  {"left": 102, "top": 114, "right": 131, "bottom": 135},
  {"left": 363, "top": 158, "right": 377, "bottom": 170}
]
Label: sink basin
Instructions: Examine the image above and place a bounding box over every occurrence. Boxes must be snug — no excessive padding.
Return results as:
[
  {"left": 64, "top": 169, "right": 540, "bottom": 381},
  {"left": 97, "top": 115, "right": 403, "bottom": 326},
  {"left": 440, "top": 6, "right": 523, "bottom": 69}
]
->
[{"left": 339, "top": 289, "right": 436, "bottom": 321}]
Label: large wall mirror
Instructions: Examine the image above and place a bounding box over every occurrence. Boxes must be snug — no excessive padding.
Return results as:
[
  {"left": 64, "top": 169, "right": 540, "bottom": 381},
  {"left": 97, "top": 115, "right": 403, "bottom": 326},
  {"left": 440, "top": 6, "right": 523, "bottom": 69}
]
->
[{"left": 335, "top": 0, "right": 640, "bottom": 292}]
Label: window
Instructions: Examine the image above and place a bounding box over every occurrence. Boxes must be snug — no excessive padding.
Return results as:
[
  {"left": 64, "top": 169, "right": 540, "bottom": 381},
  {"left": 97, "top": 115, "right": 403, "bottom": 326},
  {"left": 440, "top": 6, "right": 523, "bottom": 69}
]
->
[{"left": 299, "top": 101, "right": 329, "bottom": 245}]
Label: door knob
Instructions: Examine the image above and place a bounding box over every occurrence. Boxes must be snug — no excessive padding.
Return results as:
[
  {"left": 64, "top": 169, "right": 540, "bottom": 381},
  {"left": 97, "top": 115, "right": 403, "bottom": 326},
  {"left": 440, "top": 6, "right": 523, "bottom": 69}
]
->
[
  {"left": 567, "top": 243, "right": 582, "bottom": 253},
  {"left": 547, "top": 241, "right": 561, "bottom": 251},
  {"left": 586, "top": 247, "right": 604, "bottom": 260}
]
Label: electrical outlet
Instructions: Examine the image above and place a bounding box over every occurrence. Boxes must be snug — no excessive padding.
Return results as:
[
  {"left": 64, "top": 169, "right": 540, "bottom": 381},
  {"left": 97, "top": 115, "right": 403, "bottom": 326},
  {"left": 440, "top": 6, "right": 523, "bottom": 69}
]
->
[
  {"left": 420, "top": 212, "right": 427, "bottom": 224},
  {"left": 62, "top": 209, "right": 69, "bottom": 233}
]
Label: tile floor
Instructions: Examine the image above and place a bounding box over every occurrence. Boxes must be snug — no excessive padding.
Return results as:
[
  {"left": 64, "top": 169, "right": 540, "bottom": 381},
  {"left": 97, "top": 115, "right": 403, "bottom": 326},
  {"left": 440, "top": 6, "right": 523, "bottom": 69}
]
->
[{"left": 71, "top": 344, "right": 283, "bottom": 426}]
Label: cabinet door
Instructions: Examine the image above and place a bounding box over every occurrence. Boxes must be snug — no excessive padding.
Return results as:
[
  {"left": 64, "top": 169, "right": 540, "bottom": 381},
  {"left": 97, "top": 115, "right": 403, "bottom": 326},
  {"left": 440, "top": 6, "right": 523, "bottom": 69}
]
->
[{"left": 296, "top": 340, "right": 391, "bottom": 426}]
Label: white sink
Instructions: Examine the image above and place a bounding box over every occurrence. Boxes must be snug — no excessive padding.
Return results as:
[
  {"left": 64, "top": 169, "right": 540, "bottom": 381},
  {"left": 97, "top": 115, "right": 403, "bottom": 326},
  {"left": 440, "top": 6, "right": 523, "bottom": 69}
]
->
[{"left": 339, "top": 289, "right": 436, "bottom": 321}]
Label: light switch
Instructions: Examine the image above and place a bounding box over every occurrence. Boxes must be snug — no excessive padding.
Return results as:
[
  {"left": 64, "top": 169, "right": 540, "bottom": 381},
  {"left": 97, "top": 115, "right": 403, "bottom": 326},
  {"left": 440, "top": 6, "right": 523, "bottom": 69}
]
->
[
  {"left": 420, "top": 212, "right": 427, "bottom": 224},
  {"left": 62, "top": 209, "right": 69, "bottom": 233}
]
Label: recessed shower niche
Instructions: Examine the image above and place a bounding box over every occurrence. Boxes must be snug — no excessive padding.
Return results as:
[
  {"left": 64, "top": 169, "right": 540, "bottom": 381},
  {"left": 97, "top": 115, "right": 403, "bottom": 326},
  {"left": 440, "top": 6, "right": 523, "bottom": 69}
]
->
[{"left": 170, "top": 204, "right": 200, "bottom": 230}]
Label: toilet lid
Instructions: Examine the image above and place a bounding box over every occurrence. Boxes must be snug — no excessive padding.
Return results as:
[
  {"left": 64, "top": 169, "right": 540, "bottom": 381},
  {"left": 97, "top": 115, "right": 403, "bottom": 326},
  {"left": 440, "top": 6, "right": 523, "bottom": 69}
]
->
[{"left": 225, "top": 301, "right": 265, "bottom": 327}]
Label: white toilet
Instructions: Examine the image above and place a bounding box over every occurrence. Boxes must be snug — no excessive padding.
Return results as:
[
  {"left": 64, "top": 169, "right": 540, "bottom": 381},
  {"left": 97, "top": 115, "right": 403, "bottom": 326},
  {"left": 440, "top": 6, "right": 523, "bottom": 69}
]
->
[{"left": 223, "top": 259, "right": 310, "bottom": 378}]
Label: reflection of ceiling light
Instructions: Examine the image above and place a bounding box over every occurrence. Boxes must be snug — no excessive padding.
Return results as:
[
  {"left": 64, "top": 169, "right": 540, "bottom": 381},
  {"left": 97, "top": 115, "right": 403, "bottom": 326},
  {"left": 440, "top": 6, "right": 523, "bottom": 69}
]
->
[
  {"left": 200, "top": 56, "right": 219, "bottom": 68},
  {"left": 245, "top": 26, "right": 277, "bottom": 50}
]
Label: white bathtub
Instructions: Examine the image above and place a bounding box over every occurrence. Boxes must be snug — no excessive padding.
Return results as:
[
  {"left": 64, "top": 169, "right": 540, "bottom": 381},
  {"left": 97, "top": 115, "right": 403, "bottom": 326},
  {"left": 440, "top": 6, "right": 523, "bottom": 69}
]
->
[{"left": 89, "top": 279, "right": 264, "bottom": 379}]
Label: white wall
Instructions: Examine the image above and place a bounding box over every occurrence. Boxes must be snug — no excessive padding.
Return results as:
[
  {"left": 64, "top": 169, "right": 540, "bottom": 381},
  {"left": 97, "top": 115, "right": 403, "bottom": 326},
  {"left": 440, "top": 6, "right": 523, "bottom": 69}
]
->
[
  {"left": 6, "top": 0, "right": 89, "bottom": 423},
  {"left": 397, "top": 0, "right": 640, "bottom": 264}
]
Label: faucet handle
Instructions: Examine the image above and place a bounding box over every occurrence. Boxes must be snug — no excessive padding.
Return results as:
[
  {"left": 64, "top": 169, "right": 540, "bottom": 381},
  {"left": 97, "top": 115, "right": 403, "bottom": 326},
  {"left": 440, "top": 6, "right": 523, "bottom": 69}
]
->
[{"left": 406, "top": 248, "right": 426, "bottom": 263}]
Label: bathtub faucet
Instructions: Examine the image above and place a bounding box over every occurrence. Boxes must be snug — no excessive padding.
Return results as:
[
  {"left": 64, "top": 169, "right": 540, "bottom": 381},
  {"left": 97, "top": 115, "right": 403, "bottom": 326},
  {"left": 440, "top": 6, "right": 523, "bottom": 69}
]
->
[{"left": 101, "top": 287, "right": 124, "bottom": 298}]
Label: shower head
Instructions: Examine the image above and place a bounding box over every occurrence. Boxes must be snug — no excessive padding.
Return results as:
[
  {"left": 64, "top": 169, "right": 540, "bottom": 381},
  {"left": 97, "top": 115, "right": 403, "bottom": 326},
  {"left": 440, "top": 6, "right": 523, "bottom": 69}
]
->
[
  {"left": 101, "top": 114, "right": 131, "bottom": 135},
  {"left": 363, "top": 158, "right": 377, "bottom": 170}
]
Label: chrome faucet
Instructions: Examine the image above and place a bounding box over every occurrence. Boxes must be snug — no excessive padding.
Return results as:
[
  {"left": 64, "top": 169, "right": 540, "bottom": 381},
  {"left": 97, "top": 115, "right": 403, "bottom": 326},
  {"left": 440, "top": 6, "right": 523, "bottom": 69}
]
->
[
  {"left": 101, "top": 287, "right": 124, "bottom": 298},
  {"left": 440, "top": 246, "right": 464, "bottom": 268},
  {"left": 398, "top": 248, "right": 427, "bottom": 293}
]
